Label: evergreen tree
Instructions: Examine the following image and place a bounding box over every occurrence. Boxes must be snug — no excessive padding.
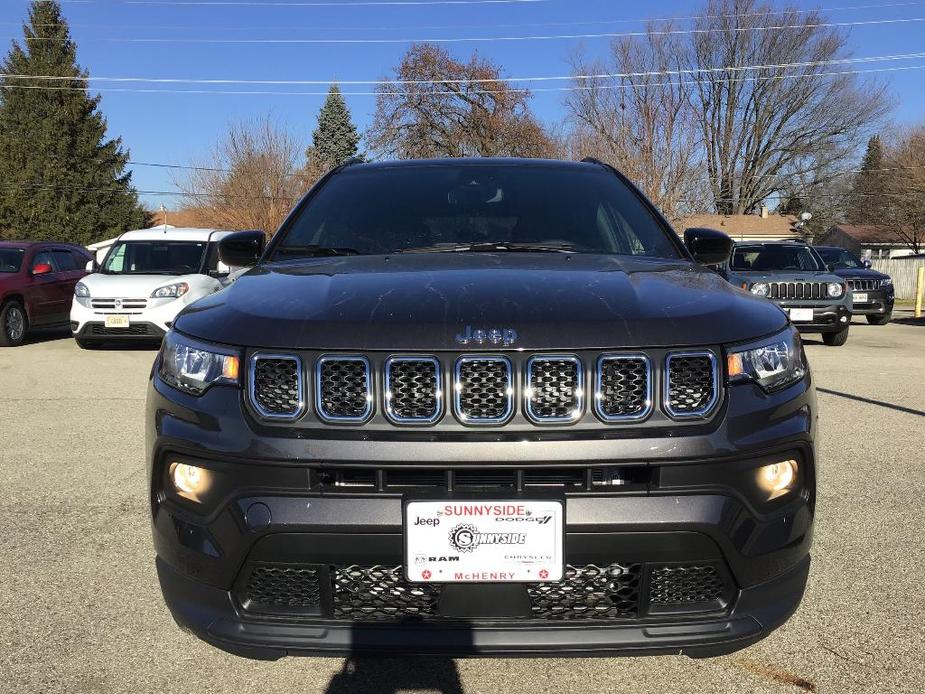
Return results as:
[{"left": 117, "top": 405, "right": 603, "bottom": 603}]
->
[
  {"left": 306, "top": 84, "right": 361, "bottom": 174},
  {"left": 0, "top": 1, "right": 145, "bottom": 244},
  {"left": 846, "top": 135, "right": 886, "bottom": 225}
]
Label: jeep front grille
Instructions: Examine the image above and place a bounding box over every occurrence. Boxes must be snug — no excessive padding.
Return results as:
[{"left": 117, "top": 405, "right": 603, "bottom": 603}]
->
[
  {"left": 249, "top": 354, "right": 304, "bottom": 419},
  {"left": 768, "top": 281, "right": 826, "bottom": 300},
  {"left": 665, "top": 352, "right": 718, "bottom": 418},
  {"left": 316, "top": 356, "right": 373, "bottom": 422},
  {"left": 454, "top": 356, "right": 513, "bottom": 424},
  {"left": 525, "top": 355, "right": 583, "bottom": 422},
  {"left": 384, "top": 356, "right": 442, "bottom": 424},
  {"left": 595, "top": 354, "right": 651, "bottom": 421},
  {"left": 848, "top": 279, "right": 881, "bottom": 291}
]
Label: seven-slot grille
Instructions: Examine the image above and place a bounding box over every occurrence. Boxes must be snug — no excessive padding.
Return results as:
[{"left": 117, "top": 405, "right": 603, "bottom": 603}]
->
[
  {"left": 768, "top": 281, "right": 826, "bottom": 300},
  {"left": 249, "top": 355, "right": 303, "bottom": 419},
  {"left": 455, "top": 356, "right": 513, "bottom": 424},
  {"left": 384, "top": 357, "right": 442, "bottom": 424},
  {"left": 664, "top": 353, "right": 718, "bottom": 418},
  {"left": 848, "top": 279, "right": 881, "bottom": 291},
  {"left": 316, "top": 356, "right": 373, "bottom": 422},
  {"left": 248, "top": 350, "right": 721, "bottom": 425},
  {"left": 595, "top": 354, "right": 651, "bottom": 421},
  {"left": 525, "top": 356, "right": 583, "bottom": 422}
]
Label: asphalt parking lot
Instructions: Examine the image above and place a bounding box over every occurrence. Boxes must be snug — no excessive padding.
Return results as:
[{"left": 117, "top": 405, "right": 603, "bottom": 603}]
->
[{"left": 1, "top": 314, "right": 923, "bottom": 694}]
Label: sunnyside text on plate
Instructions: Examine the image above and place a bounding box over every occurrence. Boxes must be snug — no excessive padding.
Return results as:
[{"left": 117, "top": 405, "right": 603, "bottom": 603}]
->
[{"left": 404, "top": 500, "right": 564, "bottom": 583}]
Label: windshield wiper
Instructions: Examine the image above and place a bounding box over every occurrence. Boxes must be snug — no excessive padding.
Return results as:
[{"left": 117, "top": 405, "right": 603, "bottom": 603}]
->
[
  {"left": 275, "top": 245, "right": 362, "bottom": 258},
  {"left": 398, "top": 241, "right": 576, "bottom": 254}
]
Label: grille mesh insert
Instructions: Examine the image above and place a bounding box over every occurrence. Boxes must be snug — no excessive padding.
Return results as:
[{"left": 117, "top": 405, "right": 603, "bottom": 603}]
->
[
  {"left": 332, "top": 565, "right": 440, "bottom": 620},
  {"left": 252, "top": 357, "right": 301, "bottom": 417},
  {"left": 597, "top": 356, "right": 649, "bottom": 419},
  {"left": 456, "top": 358, "right": 511, "bottom": 421},
  {"left": 386, "top": 358, "right": 440, "bottom": 422},
  {"left": 318, "top": 358, "right": 371, "bottom": 420},
  {"left": 648, "top": 565, "right": 725, "bottom": 605},
  {"left": 527, "top": 357, "right": 581, "bottom": 420},
  {"left": 528, "top": 563, "right": 642, "bottom": 619},
  {"left": 244, "top": 565, "right": 322, "bottom": 609},
  {"left": 666, "top": 354, "right": 716, "bottom": 416}
]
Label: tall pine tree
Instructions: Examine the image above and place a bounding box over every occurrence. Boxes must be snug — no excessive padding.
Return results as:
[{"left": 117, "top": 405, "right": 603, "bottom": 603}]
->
[
  {"left": 846, "top": 135, "right": 886, "bottom": 225},
  {"left": 306, "top": 84, "right": 361, "bottom": 174},
  {"left": 0, "top": 1, "right": 145, "bottom": 244}
]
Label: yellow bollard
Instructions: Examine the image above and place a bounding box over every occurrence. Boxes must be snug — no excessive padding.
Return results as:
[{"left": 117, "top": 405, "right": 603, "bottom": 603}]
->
[{"left": 916, "top": 266, "right": 924, "bottom": 318}]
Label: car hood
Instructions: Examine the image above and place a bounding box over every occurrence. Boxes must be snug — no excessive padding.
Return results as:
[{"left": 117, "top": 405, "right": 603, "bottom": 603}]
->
[
  {"left": 174, "top": 254, "right": 788, "bottom": 351},
  {"left": 80, "top": 273, "right": 197, "bottom": 297},
  {"left": 829, "top": 267, "right": 889, "bottom": 281}
]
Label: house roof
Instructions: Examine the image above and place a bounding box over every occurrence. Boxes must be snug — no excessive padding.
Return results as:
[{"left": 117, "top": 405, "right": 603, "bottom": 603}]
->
[
  {"left": 674, "top": 213, "right": 800, "bottom": 240},
  {"left": 147, "top": 208, "right": 212, "bottom": 229},
  {"left": 827, "top": 224, "right": 906, "bottom": 245}
]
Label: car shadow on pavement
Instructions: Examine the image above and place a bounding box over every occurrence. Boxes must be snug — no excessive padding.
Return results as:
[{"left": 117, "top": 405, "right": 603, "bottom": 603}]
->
[
  {"left": 891, "top": 315, "right": 925, "bottom": 326},
  {"left": 324, "top": 657, "right": 464, "bottom": 694},
  {"left": 816, "top": 387, "right": 925, "bottom": 417},
  {"left": 21, "top": 326, "right": 72, "bottom": 345}
]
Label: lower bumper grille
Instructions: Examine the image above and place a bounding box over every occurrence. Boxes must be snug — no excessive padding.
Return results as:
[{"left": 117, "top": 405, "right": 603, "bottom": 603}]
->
[
  {"left": 237, "top": 562, "right": 730, "bottom": 622},
  {"left": 87, "top": 322, "right": 161, "bottom": 337}
]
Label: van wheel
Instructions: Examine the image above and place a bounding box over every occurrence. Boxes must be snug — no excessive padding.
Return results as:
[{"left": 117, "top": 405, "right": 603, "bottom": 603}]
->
[
  {"left": 866, "top": 313, "right": 891, "bottom": 325},
  {"left": 822, "top": 325, "right": 849, "bottom": 346},
  {"left": 0, "top": 300, "right": 27, "bottom": 347}
]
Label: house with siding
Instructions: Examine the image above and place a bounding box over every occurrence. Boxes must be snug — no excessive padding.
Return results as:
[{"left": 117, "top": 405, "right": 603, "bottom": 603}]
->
[{"left": 815, "top": 224, "right": 922, "bottom": 259}]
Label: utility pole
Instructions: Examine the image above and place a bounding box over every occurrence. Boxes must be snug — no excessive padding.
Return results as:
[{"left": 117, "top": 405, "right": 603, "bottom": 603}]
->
[{"left": 160, "top": 203, "right": 168, "bottom": 233}]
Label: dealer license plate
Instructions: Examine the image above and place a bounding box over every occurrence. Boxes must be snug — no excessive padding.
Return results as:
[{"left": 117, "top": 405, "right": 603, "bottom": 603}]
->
[
  {"left": 404, "top": 499, "right": 564, "bottom": 583},
  {"left": 853, "top": 292, "right": 868, "bottom": 303},
  {"left": 104, "top": 314, "right": 130, "bottom": 328},
  {"left": 789, "top": 308, "right": 814, "bottom": 322}
]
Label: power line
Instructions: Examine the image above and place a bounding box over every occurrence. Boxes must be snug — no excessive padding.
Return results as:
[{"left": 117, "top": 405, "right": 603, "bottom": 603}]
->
[
  {"left": 4, "top": 50, "right": 925, "bottom": 87},
  {"left": 12, "top": 15, "right": 925, "bottom": 44}
]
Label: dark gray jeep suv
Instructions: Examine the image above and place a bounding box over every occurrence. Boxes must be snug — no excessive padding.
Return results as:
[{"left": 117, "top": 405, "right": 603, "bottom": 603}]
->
[{"left": 147, "top": 158, "right": 815, "bottom": 660}]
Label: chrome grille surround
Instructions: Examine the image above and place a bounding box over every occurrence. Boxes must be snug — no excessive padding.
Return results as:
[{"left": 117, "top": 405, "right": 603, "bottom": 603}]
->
[
  {"left": 383, "top": 355, "right": 443, "bottom": 425},
  {"left": 524, "top": 354, "right": 584, "bottom": 424},
  {"left": 663, "top": 351, "right": 719, "bottom": 419},
  {"left": 315, "top": 355, "right": 374, "bottom": 423},
  {"left": 248, "top": 353, "right": 305, "bottom": 420},
  {"left": 454, "top": 355, "right": 514, "bottom": 425},
  {"left": 594, "top": 353, "right": 652, "bottom": 423}
]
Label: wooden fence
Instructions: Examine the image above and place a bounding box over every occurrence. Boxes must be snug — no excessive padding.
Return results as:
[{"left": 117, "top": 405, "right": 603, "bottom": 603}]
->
[{"left": 871, "top": 257, "right": 925, "bottom": 300}]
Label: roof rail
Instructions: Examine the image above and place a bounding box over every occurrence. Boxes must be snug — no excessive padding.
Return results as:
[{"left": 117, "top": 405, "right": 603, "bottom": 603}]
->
[
  {"left": 580, "top": 157, "right": 607, "bottom": 167},
  {"left": 340, "top": 156, "right": 365, "bottom": 168}
]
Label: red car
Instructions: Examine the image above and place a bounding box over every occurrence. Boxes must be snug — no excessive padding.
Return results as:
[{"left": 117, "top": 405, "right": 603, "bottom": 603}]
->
[{"left": 0, "top": 241, "right": 92, "bottom": 347}]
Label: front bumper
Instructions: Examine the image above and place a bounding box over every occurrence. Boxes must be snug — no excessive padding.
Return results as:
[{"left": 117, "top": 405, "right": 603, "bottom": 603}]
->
[
  {"left": 774, "top": 300, "right": 851, "bottom": 333},
  {"left": 849, "top": 288, "right": 894, "bottom": 316},
  {"left": 147, "top": 373, "right": 816, "bottom": 659},
  {"left": 70, "top": 297, "right": 182, "bottom": 339}
]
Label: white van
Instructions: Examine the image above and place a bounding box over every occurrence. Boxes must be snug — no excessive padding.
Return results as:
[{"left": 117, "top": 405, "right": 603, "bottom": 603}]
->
[{"left": 70, "top": 227, "right": 241, "bottom": 347}]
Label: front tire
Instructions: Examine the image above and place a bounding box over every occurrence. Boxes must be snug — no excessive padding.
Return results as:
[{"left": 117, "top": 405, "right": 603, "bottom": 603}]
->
[
  {"left": 822, "top": 325, "right": 850, "bottom": 346},
  {"left": 866, "top": 313, "right": 891, "bottom": 325},
  {"left": 0, "top": 300, "right": 27, "bottom": 347}
]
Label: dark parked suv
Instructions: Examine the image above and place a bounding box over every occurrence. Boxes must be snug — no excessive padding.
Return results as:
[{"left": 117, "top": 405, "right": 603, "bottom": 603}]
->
[
  {"left": 147, "top": 159, "right": 816, "bottom": 660},
  {"left": 0, "top": 240, "right": 91, "bottom": 346},
  {"left": 814, "top": 246, "right": 894, "bottom": 325}
]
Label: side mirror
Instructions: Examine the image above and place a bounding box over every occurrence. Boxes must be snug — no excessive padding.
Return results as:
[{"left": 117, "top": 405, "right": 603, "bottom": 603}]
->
[
  {"left": 31, "top": 263, "right": 53, "bottom": 276},
  {"left": 863, "top": 259, "right": 872, "bottom": 268},
  {"left": 826, "top": 263, "right": 836, "bottom": 272},
  {"left": 683, "top": 227, "right": 733, "bottom": 266},
  {"left": 218, "top": 230, "right": 265, "bottom": 268},
  {"left": 85, "top": 259, "right": 98, "bottom": 272}
]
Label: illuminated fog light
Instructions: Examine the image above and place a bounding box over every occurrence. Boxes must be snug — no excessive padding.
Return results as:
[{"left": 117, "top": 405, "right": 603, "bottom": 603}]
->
[
  {"left": 756, "top": 460, "right": 798, "bottom": 500},
  {"left": 170, "top": 462, "right": 210, "bottom": 501}
]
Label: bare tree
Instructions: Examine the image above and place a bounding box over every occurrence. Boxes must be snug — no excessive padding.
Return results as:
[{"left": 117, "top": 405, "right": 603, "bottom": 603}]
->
[
  {"left": 566, "top": 24, "right": 708, "bottom": 220},
  {"left": 367, "top": 43, "right": 557, "bottom": 159},
  {"left": 690, "top": 0, "right": 888, "bottom": 214},
  {"left": 176, "top": 116, "right": 310, "bottom": 235},
  {"left": 881, "top": 125, "right": 925, "bottom": 254}
]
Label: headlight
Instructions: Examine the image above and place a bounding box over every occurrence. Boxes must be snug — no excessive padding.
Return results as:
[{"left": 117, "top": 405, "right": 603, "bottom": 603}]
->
[
  {"left": 159, "top": 331, "right": 240, "bottom": 395},
  {"left": 727, "top": 328, "right": 806, "bottom": 392},
  {"left": 152, "top": 282, "right": 190, "bottom": 299},
  {"left": 827, "top": 282, "right": 844, "bottom": 298},
  {"left": 75, "top": 282, "right": 90, "bottom": 298},
  {"left": 881, "top": 277, "right": 893, "bottom": 288},
  {"left": 749, "top": 282, "right": 770, "bottom": 297}
]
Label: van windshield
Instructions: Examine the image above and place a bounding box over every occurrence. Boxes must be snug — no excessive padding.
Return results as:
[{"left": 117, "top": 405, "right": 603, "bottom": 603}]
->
[{"left": 102, "top": 241, "right": 207, "bottom": 275}]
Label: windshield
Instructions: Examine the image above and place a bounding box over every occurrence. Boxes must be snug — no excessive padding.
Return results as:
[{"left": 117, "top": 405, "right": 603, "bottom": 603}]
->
[
  {"left": 0, "top": 248, "right": 25, "bottom": 273},
  {"left": 101, "top": 241, "right": 207, "bottom": 275},
  {"left": 272, "top": 165, "right": 682, "bottom": 259},
  {"left": 816, "top": 247, "right": 865, "bottom": 269},
  {"left": 730, "top": 245, "right": 824, "bottom": 272}
]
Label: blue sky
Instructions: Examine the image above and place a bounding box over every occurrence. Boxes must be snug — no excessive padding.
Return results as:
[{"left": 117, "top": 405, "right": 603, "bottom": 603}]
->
[{"left": 2, "top": 0, "right": 924, "bottom": 208}]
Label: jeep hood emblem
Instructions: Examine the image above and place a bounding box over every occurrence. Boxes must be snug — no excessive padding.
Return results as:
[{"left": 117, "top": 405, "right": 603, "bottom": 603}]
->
[{"left": 455, "top": 325, "right": 518, "bottom": 346}]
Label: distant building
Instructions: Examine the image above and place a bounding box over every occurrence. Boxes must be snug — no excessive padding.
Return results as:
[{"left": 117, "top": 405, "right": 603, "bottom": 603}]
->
[
  {"left": 147, "top": 208, "right": 212, "bottom": 229},
  {"left": 674, "top": 209, "right": 803, "bottom": 242},
  {"left": 815, "top": 224, "right": 921, "bottom": 259}
]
